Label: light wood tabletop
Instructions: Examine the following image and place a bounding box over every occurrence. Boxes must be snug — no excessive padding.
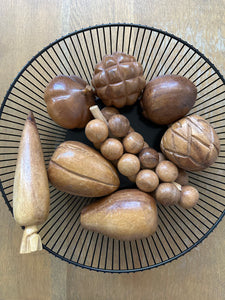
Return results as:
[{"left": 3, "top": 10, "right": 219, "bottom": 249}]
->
[{"left": 0, "top": 1, "right": 225, "bottom": 299}]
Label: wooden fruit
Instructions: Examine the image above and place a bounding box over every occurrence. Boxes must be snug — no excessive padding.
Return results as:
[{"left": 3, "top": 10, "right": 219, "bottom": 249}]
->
[
  {"left": 123, "top": 132, "right": 144, "bottom": 154},
  {"left": 179, "top": 185, "right": 199, "bottom": 209},
  {"left": 13, "top": 112, "right": 50, "bottom": 254},
  {"left": 101, "top": 106, "right": 119, "bottom": 120},
  {"left": 140, "top": 74, "right": 197, "bottom": 125},
  {"left": 108, "top": 114, "right": 130, "bottom": 137},
  {"left": 80, "top": 189, "right": 158, "bottom": 240},
  {"left": 139, "top": 147, "right": 159, "bottom": 169},
  {"left": 155, "top": 183, "right": 181, "bottom": 206},
  {"left": 136, "top": 170, "right": 159, "bottom": 192},
  {"left": 44, "top": 75, "right": 95, "bottom": 129},
  {"left": 85, "top": 119, "right": 109, "bottom": 143},
  {"left": 117, "top": 153, "right": 140, "bottom": 177},
  {"left": 160, "top": 115, "right": 220, "bottom": 171},
  {"left": 155, "top": 160, "right": 179, "bottom": 182},
  {"left": 100, "top": 138, "right": 124, "bottom": 160},
  {"left": 91, "top": 52, "right": 146, "bottom": 108},
  {"left": 48, "top": 141, "right": 120, "bottom": 197}
]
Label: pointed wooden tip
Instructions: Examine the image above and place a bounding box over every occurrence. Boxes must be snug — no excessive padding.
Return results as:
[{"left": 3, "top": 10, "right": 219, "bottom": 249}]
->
[{"left": 27, "top": 111, "right": 35, "bottom": 123}]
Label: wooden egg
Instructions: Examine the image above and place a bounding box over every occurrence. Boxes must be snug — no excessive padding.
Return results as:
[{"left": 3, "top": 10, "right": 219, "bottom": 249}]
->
[
  {"left": 160, "top": 115, "right": 220, "bottom": 171},
  {"left": 48, "top": 141, "right": 120, "bottom": 197},
  {"left": 140, "top": 74, "right": 197, "bottom": 125},
  {"left": 80, "top": 189, "right": 158, "bottom": 240}
]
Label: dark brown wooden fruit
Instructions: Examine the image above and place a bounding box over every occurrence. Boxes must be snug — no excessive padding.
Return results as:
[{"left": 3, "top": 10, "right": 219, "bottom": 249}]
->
[
  {"left": 108, "top": 114, "right": 130, "bottom": 137},
  {"left": 140, "top": 74, "right": 197, "bottom": 125},
  {"left": 139, "top": 147, "right": 159, "bottom": 169},
  {"left": 44, "top": 75, "right": 95, "bottom": 129}
]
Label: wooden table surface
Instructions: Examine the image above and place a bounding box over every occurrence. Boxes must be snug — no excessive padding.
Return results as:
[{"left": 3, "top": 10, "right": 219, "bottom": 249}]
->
[{"left": 0, "top": 1, "right": 225, "bottom": 299}]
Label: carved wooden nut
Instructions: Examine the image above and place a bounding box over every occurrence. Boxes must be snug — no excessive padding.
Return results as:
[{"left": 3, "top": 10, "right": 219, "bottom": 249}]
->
[
  {"left": 160, "top": 115, "right": 220, "bottom": 171},
  {"left": 80, "top": 189, "right": 158, "bottom": 240},
  {"left": 48, "top": 141, "right": 120, "bottom": 197},
  {"left": 92, "top": 52, "right": 146, "bottom": 108}
]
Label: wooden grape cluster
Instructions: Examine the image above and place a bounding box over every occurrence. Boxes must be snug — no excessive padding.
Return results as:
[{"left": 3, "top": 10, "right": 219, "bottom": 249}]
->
[{"left": 85, "top": 105, "right": 199, "bottom": 209}]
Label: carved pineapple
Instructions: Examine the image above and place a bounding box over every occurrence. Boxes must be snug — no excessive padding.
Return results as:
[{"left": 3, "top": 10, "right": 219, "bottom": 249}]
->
[
  {"left": 160, "top": 115, "right": 220, "bottom": 171},
  {"left": 92, "top": 52, "right": 146, "bottom": 108}
]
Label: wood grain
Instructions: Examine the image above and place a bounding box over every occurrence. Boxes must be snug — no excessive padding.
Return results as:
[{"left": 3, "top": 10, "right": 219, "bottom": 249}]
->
[{"left": 0, "top": 0, "right": 225, "bottom": 299}]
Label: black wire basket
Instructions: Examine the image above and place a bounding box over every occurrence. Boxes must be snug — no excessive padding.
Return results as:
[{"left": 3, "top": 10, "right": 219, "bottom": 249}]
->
[{"left": 0, "top": 23, "right": 225, "bottom": 273}]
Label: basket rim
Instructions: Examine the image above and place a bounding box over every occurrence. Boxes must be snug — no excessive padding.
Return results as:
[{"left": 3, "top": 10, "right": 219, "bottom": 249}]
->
[{"left": 0, "top": 22, "right": 224, "bottom": 273}]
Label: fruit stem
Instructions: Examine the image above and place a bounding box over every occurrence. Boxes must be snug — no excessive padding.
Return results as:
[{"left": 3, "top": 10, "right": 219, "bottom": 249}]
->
[
  {"left": 173, "top": 181, "right": 182, "bottom": 191},
  {"left": 20, "top": 225, "right": 42, "bottom": 254},
  {"left": 90, "top": 105, "right": 108, "bottom": 124},
  {"left": 90, "top": 105, "right": 114, "bottom": 138}
]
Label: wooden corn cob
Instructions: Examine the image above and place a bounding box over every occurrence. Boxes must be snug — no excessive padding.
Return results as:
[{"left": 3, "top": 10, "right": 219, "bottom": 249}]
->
[{"left": 13, "top": 111, "right": 50, "bottom": 254}]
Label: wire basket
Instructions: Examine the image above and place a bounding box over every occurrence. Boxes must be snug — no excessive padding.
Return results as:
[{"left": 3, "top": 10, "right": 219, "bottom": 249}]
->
[{"left": 0, "top": 23, "right": 225, "bottom": 273}]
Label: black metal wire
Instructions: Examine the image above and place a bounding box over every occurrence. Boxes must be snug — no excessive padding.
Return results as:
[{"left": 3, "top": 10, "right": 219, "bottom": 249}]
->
[{"left": 0, "top": 23, "right": 224, "bottom": 273}]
